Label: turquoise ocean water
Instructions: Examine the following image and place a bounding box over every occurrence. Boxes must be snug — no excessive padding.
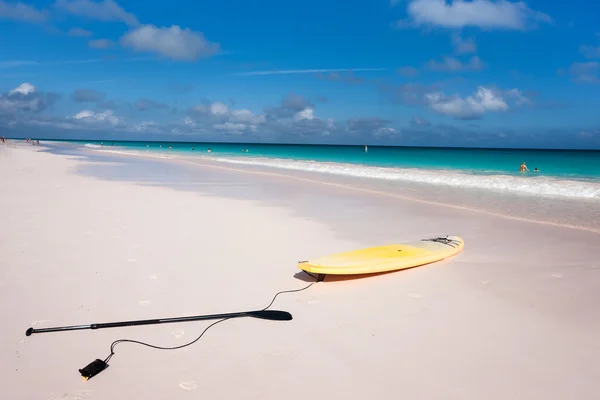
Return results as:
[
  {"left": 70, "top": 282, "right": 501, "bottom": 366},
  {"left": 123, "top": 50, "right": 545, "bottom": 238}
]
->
[{"left": 55, "top": 140, "right": 600, "bottom": 201}]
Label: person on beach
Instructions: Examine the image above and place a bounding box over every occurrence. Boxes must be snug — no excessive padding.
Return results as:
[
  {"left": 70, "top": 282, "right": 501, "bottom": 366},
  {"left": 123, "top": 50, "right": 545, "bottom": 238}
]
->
[{"left": 520, "top": 162, "right": 529, "bottom": 172}]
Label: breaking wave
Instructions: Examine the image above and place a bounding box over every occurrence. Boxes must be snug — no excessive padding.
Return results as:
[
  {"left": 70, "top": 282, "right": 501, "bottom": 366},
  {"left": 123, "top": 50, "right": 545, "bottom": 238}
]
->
[{"left": 213, "top": 156, "right": 600, "bottom": 200}]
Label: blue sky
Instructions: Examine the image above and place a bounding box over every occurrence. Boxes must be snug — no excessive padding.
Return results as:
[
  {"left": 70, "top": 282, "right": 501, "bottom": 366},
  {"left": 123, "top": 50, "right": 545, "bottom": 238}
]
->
[{"left": 1, "top": 0, "right": 599, "bottom": 148}]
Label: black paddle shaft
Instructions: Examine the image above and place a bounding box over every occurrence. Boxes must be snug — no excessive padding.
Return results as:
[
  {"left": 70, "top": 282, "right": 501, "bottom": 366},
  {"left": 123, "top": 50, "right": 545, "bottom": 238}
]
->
[{"left": 25, "top": 309, "right": 292, "bottom": 336}]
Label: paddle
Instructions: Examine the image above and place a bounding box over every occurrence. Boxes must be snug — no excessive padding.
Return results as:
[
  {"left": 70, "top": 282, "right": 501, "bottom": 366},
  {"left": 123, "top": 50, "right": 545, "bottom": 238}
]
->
[{"left": 25, "top": 309, "right": 292, "bottom": 336}]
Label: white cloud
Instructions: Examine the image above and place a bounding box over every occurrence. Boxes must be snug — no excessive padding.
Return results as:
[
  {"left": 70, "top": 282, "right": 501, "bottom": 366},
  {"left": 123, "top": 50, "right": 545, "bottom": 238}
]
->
[
  {"left": 74, "top": 110, "right": 97, "bottom": 119},
  {"left": 426, "top": 55, "right": 484, "bottom": 71},
  {"left": 229, "top": 109, "right": 265, "bottom": 124},
  {"left": 213, "top": 122, "right": 254, "bottom": 133},
  {"left": 401, "top": 0, "right": 552, "bottom": 30},
  {"left": 120, "top": 24, "right": 220, "bottom": 61},
  {"left": 190, "top": 104, "right": 208, "bottom": 114},
  {"left": 181, "top": 96, "right": 338, "bottom": 138},
  {"left": 187, "top": 102, "right": 266, "bottom": 132},
  {"left": 1, "top": 82, "right": 59, "bottom": 114},
  {"left": 68, "top": 27, "right": 93, "bottom": 37},
  {"left": 294, "top": 107, "right": 315, "bottom": 121},
  {"left": 425, "top": 86, "right": 508, "bottom": 119},
  {"left": 54, "top": 0, "right": 138, "bottom": 26},
  {"left": 210, "top": 101, "right": 228, "bottom": 115},
  {"left": 373, "top": 127, "right": 398, "bottom": 138},
  {"left": 568, "top": 62, "right": 599, "bottom": 84},
  {"left": 73, "top": 109, "right": 121, "bottom": 125},
  {"left": 506, "top": 88, "right": 532, "bottom": 106},
  {"left": 9, "top": 82, "right": 36, "bottom": 95},
  {"left": 0, "top": 0, "right": 47, "bottom": 22},
  {"left": 88, "top": 39, "right": 113, "bottom": 49},
  {"left": 132, "top": 121, "right": 159, "bottom": 132}
]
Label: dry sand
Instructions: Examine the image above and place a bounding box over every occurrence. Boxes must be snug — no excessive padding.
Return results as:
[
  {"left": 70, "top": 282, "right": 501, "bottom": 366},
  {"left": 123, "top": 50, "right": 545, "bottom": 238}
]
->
[{"left": 1, "top": 143, "right": 600, "bottom": 400}]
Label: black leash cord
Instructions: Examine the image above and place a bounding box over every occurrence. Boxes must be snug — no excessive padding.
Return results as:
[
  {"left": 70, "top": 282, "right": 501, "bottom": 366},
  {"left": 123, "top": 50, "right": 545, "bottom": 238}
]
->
[{"left": 103, "top": 279, "right": 318, "bottom": 364}]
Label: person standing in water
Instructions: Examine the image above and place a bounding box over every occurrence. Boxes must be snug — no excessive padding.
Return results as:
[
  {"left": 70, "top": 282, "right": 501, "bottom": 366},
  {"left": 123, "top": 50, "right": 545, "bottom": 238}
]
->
[{"left": 520, "top": 162, "right": 529, "bottom": 172}]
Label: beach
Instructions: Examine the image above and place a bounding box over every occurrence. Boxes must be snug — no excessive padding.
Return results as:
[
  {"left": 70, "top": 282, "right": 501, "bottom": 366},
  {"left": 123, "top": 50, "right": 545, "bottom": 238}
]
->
[{"left": 1, "top": 142, "right": 600, "bottom": 399}]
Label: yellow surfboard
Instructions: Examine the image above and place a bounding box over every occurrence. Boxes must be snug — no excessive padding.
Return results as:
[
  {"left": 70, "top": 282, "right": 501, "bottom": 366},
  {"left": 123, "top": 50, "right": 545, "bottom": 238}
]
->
[{"left": 298, "top": 236, "right": 464, "bottom": 277}]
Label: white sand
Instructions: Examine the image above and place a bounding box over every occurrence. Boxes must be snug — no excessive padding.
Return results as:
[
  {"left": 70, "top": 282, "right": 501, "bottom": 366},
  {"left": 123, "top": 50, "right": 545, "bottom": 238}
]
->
[{"left": 1, "top": 144, "right": 600, "bottom": 400}]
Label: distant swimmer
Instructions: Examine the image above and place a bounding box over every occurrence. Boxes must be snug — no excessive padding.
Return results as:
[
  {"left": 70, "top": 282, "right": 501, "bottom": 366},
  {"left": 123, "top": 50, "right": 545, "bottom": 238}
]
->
[
  {"left": 519, "top": 162, "right": 529, "bottom": 172},
  {"left": 192, "top": 146, "right": 195, "bottom": 150},
  {"left": 364, "top": 145, "right": 368, "bottom": 153},
  {"left": 534, "top": 168, "right": 539, "bottom": 172},
  {"left": 207, "top": 148, "right": 211, "bottom": 153}
]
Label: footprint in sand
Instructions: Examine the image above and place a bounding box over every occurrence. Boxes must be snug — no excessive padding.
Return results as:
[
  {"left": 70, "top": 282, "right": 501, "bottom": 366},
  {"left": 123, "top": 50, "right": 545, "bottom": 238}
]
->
[
  {"left": 178, "top": 381, "right": 198, "bottom": 390},
  {"left": 307, "top": 299, "right": 320, "bottom": 305},
  {"left": 408, "top": 293, "right": 422, "bottom": 298},
  {"left": 172, "top": 329, "right": 185, "bottom": 339},
  {"left": 31, "top": 319, "right": 50, "bottom": 327},
  {"left": 127, "top": 258, "right": 138, "bottom": 263},
  {"left": 149, "top": 274, "right": 158, "bottom": 280},
  {"left": 481, "top": 280, "right": 491, "bottom": 285},
  {"left": 551, "top": 274, "right": 563, "bottom": 279},
  {"left": 138, "top": 300, "right": 151, "bottom": 306}
]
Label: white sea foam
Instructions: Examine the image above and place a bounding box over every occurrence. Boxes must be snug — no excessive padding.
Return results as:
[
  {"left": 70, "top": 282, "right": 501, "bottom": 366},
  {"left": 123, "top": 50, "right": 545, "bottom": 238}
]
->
[
  {"left": 213, "top": 156, "right": 600, "bottom": 200},
  {"left": 84, "top": 143, "right": 102, "bottom": 148},
  {"left": 81, "top": 144, "right": 600, "bottom": 200},
  {"left": 85, "top": 147, "right": 176, "bottom": 160}
]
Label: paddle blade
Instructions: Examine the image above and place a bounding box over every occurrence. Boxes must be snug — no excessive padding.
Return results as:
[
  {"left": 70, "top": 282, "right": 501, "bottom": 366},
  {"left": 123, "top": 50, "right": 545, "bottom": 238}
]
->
[{"left": 248, "top": 310, "right": 293, "bottom": 321}]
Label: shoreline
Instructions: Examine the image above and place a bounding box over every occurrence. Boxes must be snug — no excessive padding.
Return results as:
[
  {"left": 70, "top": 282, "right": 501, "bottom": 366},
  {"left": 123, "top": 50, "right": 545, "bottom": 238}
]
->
[
  {"left": 179, "top": 156, "right": 600, "bottom": 235},
  {"left": 50, "top": 141, "right": 600, "bottom": 235}
]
